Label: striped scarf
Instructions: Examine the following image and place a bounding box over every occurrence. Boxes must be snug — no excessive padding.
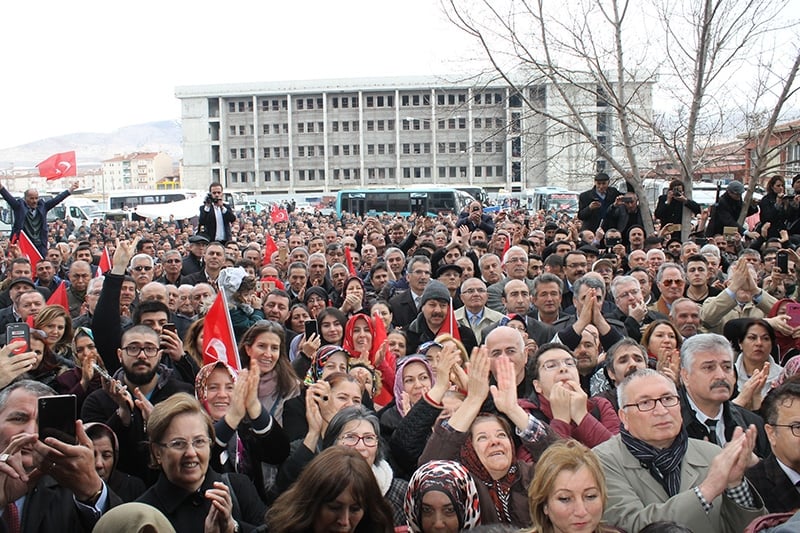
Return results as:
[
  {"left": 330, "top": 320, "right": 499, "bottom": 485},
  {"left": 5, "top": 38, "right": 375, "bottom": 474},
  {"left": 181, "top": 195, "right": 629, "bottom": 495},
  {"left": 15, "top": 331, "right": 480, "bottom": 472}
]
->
[{"left": 620, "top": 426, "right": 688, "bottom": 498}]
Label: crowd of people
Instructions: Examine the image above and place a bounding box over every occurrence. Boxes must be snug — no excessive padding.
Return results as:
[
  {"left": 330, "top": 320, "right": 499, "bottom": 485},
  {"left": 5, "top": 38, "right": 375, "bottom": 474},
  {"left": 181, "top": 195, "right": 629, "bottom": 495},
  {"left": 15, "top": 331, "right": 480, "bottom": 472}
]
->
[{"left": 1, "top": 174, "right": 800, "bottom": 533}]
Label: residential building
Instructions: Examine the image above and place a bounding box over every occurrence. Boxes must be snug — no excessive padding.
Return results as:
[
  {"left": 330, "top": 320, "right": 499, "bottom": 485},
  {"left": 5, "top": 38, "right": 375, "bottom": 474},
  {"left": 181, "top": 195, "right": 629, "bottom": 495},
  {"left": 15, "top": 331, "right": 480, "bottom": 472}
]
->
[{"left": 102, "top": 152, "right": 173, "bottom": 191}]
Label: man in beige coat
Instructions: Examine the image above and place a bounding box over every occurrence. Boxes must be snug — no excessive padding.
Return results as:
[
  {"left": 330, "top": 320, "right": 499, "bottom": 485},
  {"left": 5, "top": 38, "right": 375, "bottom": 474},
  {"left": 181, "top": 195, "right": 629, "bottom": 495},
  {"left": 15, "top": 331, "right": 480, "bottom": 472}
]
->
[
  {"left": 593, "top": 369, "right": 765, "bottom": 533},
  {"left": 701, "top": 258, "right": 776, "bottom": 334}
]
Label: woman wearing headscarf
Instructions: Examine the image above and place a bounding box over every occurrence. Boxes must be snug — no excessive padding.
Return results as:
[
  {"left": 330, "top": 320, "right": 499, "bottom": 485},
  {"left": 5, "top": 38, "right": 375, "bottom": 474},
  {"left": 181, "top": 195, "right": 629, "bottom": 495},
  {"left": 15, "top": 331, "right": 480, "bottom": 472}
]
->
[
  {"left": 767, "top": 298, "right": 800, "bottom": 365},
  {"left": 405, "top": 460, "right": 481, "bottom": 532},
  {"left": 85, "top": 422, "right": 146, "bottom": 503},
  {"left": 195, "top": 358, "right": 291, "bottom": 502},
  {"left": 343, "top": 313, "right": 396, "bottom": 408},
  {"left": 55, "top": 327, "right": 105, "bottom": 410},
  {"left": 379, "top": 355, "right": 434, "bottom": 441}
]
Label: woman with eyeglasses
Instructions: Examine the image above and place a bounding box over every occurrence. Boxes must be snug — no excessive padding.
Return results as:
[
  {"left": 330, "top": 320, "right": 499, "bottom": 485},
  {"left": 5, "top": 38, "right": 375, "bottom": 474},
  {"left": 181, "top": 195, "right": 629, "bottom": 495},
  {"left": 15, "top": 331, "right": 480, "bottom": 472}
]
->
[
  {"left": 518, "top": 343, "right": 619, "bottom": 449},
  {"left": 276, "top": 404, "right": 408, "bottom": 526},
  {"left": 54, "top": 327, "right": 106, "bottom": 409},
  {"left": 34, "top": 304, "right": 74, "bottom": 362},
  {"left": 137, "top": 393, "right": 266, "bottom": 533},
  {"left": 194, "top": 359, "right": 291, "bottom": 502}
]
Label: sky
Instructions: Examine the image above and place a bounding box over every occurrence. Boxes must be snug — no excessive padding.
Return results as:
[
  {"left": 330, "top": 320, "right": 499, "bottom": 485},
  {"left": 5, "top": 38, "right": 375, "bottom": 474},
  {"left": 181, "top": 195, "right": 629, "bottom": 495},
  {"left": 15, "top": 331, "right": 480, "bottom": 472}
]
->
[{"left": 0, "top": 0, "right": 479, "bottom": 150}]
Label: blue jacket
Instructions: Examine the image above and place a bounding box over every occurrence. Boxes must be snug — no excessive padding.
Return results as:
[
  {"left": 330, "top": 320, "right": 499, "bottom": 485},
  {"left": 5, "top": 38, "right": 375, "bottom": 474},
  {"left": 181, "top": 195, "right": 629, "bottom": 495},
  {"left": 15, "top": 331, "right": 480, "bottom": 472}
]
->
[{"left": 0, "top": 187, "right": 71, "bottom": 255}]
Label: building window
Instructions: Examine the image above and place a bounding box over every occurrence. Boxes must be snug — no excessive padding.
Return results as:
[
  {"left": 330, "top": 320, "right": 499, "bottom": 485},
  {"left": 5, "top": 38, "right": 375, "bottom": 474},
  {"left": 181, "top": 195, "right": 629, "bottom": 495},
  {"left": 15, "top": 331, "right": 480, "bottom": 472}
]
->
[
  {"left": 230, "top": 149, "right": 237, "bottom": 159},
  {"left": 388, "top": 144, "right": 395, "bottom": 154},
  {"left": 333, "top": 146, "right": 340, "bottom": 156},
  {"left": 403, "top": 168, "right": 411, "bottom": 178},
  {"left": 263, "top": 148, "right": 270, "bottom": 158},
  {"left": 319, "top": 145, "right": 325, "bottom": 156},
  {"left": 378, "top": 144, "right": 385, "bottom": 155},
  {"left": 437, "top": 94, "right": 445, "bottom": 105},
  {"left": 475, "top": 166, "right": 482, "bottom": 177},
  {"left": 402, "top": 120, "right": 410, "bottom": 131},
  {"left": 377, "top": 96, "right": 384, "bottom": 107},
  {"left": 352, "top": 121, "right": 359, "bottom": 131},
  {"left": 229, "top": 126, "right": 236, "bottom": 136},
  {"left": 317, "top": 97, "right": 323, "bottom": 108},
  {"left": 367, "top": 144, "right": 375, "bottom": 155},
  {"left": 298, "top": 146, "right": 305, "bottom": 157},
  {"left": 307, "top": 122, "right": 315, "bottom": 133},
  {"left": 239, "top": 148, "right": 247, "bottom": 159},
  {"left": 308, "top": 146, "right": 315, "bottom": 157},
  {"left": 377, "top": 120, "right": 384, "bottom": 131},
  {"left": 438, "top": 142, "right": 446, "bottom": 154},
  {"left": 297, "top": 99, "right": 304, "bottom": 110},
  {"left": 351, "top": 97, "right": 359, "bottom": 107},
  {"left": 332, "top": 97, "right": 339, "bottom": 108},
  {"left": 459, "top": 118, "right": 466, "bottom": 129},
  {"left": 496, "top": 142, "right": 504, "bottom": 153},
  {"left": 474, "top": 118, "right": 481, "bottom": 129},
  {"left": 449, "top": 142, "right": 456, "bottom": 154},
  {"left": 332, "top": 122, "right": 339, "bottom": 132},
  {"left": 343, "top": 145, "right": 350, "bottom": 156},
  {"left": 273, "top": 147, "right": 281, "bottom": 157},
  {"left": 387, "top": 120, "right": 395, "bottom": 130},
  {"left": 403, "top": 144, "right": 410, "bottom": 155},
  {"left": 353, "top": 145, "right": 359, "bottom": 155},
  {"left": 474, "top": 142, "right": 481, "bottom": 153},
  {"left": 342, "top": 98, "right": 349, "bottom": 108},
  {"left": 283, "top": 147, "right": 289, "bottom": 157},
  {"left": 459, "top": 142, "right": 467, "bottom": 153},
  {"left": 366, "top": 96, "right": 374, "bottom": 107},
  {"left": 298, "top": 123, "right": 305, "bottom": 133},
  {"left": 438, "top": 120, "right": 445, "bottom": 130},
  {"left": 306, "top": 98, "right": 314, "bottom": 109},
  {"left": 318, "top": 121, "right": 325, "bottom": 132},
  {"left": 367, "top": 120, "right": 374, "bottom": 131},
  {"left": 263, "top": 125, "right": 269, "bottom": 135}
]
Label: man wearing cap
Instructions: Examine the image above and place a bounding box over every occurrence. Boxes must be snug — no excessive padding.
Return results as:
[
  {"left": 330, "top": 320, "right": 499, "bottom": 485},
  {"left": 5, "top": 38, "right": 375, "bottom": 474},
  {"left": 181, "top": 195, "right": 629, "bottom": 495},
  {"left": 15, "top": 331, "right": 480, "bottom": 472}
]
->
[
  {"left": 182, "top": 234, "right": 208, "bottom": 276},
  {"left": 435, "top": 263, "right": 463, "bottom": 309},
  {"left": 578, "top": 172, "right": 621, "bottom": 232},
  {"left": 0, "top": 278, "right": 38, "bottom": 332},
  {"left": 405, "top": 280, "right": 477, "bottom": 355},
  {"left": 0, "top": 259, "right": 51, "bottom": 308},
  {"left": 705, "top": 180, "right": 758, "bottom": 237}
]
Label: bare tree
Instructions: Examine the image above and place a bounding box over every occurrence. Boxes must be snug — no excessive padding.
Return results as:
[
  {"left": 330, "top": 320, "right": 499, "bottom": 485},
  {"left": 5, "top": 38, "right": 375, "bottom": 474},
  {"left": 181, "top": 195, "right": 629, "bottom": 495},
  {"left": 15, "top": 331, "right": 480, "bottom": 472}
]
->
[{"left": 445, "top": 0, "right": 798, "bottom": 238}]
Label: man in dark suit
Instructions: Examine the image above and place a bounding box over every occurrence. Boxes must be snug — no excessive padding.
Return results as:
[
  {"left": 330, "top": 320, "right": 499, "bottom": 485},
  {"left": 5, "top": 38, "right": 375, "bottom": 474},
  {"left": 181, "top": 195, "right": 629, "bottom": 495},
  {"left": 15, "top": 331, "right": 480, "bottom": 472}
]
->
[
  {"left": 389, "top": 256, "right": 431, "bottom": 330},
  {"left": 197, "top": 182, "right": 236, "bottom": 244},
  {"left": 746, "top": 380, "right": 800, "bottom": 513},
  {"left": 0, "top": 180, "right": 78, "bottom": 257},
  {"left": 0, "top": 380, "right": 120, "bottom": 532},
  {"left": 577, "top": 172, "right": 621, "bottom": 232}
]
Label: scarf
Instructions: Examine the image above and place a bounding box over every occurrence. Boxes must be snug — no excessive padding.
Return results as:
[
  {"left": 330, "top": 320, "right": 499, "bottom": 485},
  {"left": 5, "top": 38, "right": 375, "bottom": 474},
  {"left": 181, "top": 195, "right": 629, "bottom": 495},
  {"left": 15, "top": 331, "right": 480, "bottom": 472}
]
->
[
  {"left": 405, "top": 460, "right": 481, "bottom": 533},
  {"left": 460, "top": 422, "right": 518, "bottom": 524},
  {"left": 620, "top": 426, "right": 688, "bottom": 498},
  {"left": 257, "top": 371, "right": 279, "bottom": 413},
  {"left": 372, "top": 459, "right": 394, "bottom": 496}
]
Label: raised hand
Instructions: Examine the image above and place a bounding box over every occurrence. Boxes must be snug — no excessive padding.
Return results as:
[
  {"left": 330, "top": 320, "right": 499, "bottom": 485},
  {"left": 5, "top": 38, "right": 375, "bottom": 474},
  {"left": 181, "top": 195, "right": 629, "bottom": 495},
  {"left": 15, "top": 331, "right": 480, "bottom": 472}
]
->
[
  {"left": 732, "top": 363, "right": 768, "bottom": 411},
  {"left": 204, "top": 481, "right": 235, "bottom": 533},
  {"left": 225, "top": 371, "right": 249, "bottom": 428},
  {"left": 465, "top": 346, "right": 491, "bottom": 402},
  {"left": 244, "top": 359, "right": 263, "bottom": 420},
  {"left": 0, "top": 433, "right": 37, "bottom": 507},
  {"left": 0, "top": 342, "right": 38, "bottom": 389},
  {"left": 133, "top": 387, "right": 154, "bottom": 423},
  {"left": 33, "top": 420, "right": 103, "bottom": 501},
  {"left": 549, "top": 383, "right": 573, "bottom": 423}
]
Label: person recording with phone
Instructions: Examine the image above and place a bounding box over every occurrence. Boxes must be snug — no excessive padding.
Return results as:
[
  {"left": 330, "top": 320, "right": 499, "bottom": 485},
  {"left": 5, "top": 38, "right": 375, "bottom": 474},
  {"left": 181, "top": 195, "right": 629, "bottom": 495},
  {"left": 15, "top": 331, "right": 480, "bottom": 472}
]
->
[
  {"left": 197, "top": 182, "right": 235, "bottom": 244},
  {"left": 654, "top": 179, "right": 701, "bottom": 240},
  {"left": 602, "top": 191, "right": 645, "bottom": 246}
]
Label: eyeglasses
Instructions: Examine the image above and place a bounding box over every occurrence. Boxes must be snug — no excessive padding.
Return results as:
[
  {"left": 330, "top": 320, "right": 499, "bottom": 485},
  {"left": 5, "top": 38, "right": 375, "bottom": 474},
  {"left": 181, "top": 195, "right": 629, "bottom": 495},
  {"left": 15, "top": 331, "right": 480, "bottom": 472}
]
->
[
  {"left": 338, "top": 433, "right": 379, "bottom": 447},
  {"left": 462, "top": 288, "right": 487, "bottom": 294},
  {"left": 623, "top": 395, "right": 680, "bottom": 412},
  {"left": 661, "top": 279, "right": 684, "bottom": 286},
  {"left": 131, "top": 266, "right": 153, "bottom": 272},
  {"left": 771, "top": 423, "right": 800, "bottom": 437},
  {"left": 540, "top": 358, "right": 577, "bottom": 371},
  {"left": 121, "top": 344, "right": 160, "bottom": 358},
  {"left": 158, "top": 437, "right": 212, "bottom": 451}
]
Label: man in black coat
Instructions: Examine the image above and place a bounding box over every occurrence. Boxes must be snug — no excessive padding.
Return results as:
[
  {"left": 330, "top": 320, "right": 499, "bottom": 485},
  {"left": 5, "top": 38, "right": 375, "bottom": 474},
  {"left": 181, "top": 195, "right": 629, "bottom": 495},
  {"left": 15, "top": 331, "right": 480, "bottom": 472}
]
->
[
  {"left": 197, "top": 182, "right": 236, "bottom": 244},
  {"left": 746, "top": 380, "right": 800, "bottom": 513},
  {"left": 577, "top": 172, "right": 621, "bottom": 232},
  {"left": 706, "top": 180, "right": 758, "bottom": 237},
  {"left": 405, "top": 280, "right": 477, "bottom": 355},
  {"left": 455, "top": 200, "right": 495, "bottom": 236}
]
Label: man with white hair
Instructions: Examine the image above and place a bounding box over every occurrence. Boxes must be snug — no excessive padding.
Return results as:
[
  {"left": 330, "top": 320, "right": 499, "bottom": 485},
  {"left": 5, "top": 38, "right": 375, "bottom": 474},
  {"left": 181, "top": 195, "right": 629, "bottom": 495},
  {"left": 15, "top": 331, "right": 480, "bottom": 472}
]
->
[
  {"left": 609, "top": 275, "right": 666, "bottom": 342},
  {"left": 486, "top": 246, "right": 535, "bottom": 312},
  {"left": 594, "top": 369, "right": 765, "bottom": 532}
]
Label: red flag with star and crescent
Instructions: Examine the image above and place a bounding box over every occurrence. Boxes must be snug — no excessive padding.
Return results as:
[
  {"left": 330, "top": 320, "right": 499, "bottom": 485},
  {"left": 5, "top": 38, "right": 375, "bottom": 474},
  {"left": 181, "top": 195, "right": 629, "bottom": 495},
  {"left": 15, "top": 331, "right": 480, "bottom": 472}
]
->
[
  {"left": 96, "top": 247, "right": 112, "bottom": 277},
  {"left": 36, "top": 151, "right": 77, "bottom": 180},
  {"left": 437, "top": 299, "right": 462, "bottom": 341},
  {"left": 46, "top": 281, "right": 69, "bottom": 312},
  {"left": 11, "top": 231, "right": 42, "bottom": 276},
  {"left": 270, "top": 206, "right": 289, "bottom": 224},
  {"left": 263, "top": 233, "right": 278, "bottom": 265},
  {"left": 202, "top": 291, "right": 241, "bottom": 371}
]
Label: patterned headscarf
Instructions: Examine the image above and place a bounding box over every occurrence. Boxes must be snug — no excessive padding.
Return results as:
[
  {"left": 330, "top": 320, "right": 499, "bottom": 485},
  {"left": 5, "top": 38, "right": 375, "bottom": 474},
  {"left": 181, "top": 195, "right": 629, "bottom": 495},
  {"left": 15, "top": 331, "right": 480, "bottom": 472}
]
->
[
  {"left": 195, "top": 361, "right": 238, "bottom": 413},
  {"left": 775, "top": 354, "right": 800, "bottom": 387},
  {"left": 405, "top": 460, "right": 481, "bottom": 532},
  {"left": 393, "top": 355, "right": 435, "bottom": 417},
  {"left": 304, "top": 345, "right": 351, "bottom": 385}
]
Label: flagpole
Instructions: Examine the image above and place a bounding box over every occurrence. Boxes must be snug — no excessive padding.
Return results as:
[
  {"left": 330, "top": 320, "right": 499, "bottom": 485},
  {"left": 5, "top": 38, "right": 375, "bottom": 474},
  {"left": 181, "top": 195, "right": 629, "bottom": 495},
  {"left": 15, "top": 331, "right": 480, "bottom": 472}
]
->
[{"left": 218, "top": 285, "right": 242, "bottom": 371}]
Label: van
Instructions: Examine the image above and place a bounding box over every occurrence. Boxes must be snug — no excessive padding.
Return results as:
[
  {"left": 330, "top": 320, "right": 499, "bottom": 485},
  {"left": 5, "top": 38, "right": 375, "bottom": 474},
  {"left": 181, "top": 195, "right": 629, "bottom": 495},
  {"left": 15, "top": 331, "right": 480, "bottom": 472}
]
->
[{"left": 47, "top": 197, "right": 104, "bottom": 223}]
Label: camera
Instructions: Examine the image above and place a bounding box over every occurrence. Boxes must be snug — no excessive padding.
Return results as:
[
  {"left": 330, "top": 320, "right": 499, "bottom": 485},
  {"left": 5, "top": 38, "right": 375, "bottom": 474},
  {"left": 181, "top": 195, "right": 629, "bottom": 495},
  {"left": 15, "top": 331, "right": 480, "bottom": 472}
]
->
[
  {"left": 673, "top": 190, "right": 683, "bottom": 198},
  {"left": 205, "top": 193, "right": 213, "bottom": 205}
]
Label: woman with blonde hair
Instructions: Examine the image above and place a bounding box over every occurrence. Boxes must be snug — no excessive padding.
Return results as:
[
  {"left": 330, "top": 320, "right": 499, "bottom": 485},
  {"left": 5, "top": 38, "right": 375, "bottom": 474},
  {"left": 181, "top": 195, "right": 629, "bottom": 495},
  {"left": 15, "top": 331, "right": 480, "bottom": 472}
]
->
[
  {"left": 527, "top": 440, "right": 623, "bottom": 533},
  {"left": 34, "top": 304, "right": 74, "bottom": 361}
]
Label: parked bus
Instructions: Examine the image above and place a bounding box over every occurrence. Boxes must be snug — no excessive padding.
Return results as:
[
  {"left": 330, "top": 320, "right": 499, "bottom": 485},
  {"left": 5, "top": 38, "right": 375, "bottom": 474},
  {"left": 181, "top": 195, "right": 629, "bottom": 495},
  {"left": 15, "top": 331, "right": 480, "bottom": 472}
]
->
[
  {"left": 335, "top": 187, "right": 473, "bottom": 217},
  {"left": 107, "top": 189, "right": 201, "bottom": 210},
  {"left": 524, "top": 187, "right": 579, "bottom": 216}
]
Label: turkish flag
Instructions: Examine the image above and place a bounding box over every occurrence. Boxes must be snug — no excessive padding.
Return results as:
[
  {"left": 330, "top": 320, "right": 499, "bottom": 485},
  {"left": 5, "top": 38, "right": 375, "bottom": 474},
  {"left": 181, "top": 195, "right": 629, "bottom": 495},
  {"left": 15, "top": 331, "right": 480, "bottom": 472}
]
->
[
  {"left": 263, "top": 233, "right": 278, "bottom": 265},
  {"left": 36, "top": 151, "right": 77, "bottom": 180},
  {"left": 344, "top": 247, "right": 357, "bottom": 277},
  {"left": 437, "top": 301, "right": 462, "bottom": 341},
  {"left": 202, "top": 291, "right": 241, "bottom": 371},
  {"left": 12, "top": 231, "right": 42, "bottom": 276},
  {"left": 270, "top": 207, "right": 289, "bottom": 224},
  {"left": 96, "top": 247, "right": 112, "bottom": 277},
  {"left": 46, "top": 281, "right": 69, "bottom": 312}
]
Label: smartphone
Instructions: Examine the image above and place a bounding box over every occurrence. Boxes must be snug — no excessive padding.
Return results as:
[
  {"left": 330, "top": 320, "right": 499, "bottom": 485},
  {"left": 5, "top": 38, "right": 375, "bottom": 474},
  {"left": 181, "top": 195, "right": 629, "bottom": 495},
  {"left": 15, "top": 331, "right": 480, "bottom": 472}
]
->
[
  {"left": 162, "top": 323, "right": 177, "bottom": 335},
  {"left": 37, "top": 394, "right": 77, "bottom": 445},
  {"left": 777, "top": 251, "right": 789, "bottom": 273},
  {"left": 92, "top": 363, "right": 114, "bottom": 382},
  {"left": 694, "top": 237, "right": 709, "bottom": 246},
  {"left": 6, "top": 323, "right": 30, "bottom": 355},
  {"left": 606, "top": 237, "right": 621, "bottom": 248},
  {"left": 278, "top": 247, "right": 288, "bottom": 262},
  {"left": 787, "top": 303, "right": 800, "bottom": 328},
  {"left": 304, "top": 320, "right": 318, "bottom": 339},
  {"left": 723, "top": 226, "right": 738, "bottom": 236}
]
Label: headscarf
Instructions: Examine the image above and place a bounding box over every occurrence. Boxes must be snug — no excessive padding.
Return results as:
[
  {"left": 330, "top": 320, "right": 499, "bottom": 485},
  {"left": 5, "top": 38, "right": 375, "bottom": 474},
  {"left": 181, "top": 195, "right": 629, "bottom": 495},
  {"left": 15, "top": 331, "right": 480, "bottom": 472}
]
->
[
  {"left": 343, "top": 314, "right": 379, "bottom": 362},
  {"left": 775, "top": 355, "right": 800, "bottom": 387},
  {"left": 195, "top": 361, "right": 238, "bottom": 416},
  {"left": 393, "top": 355, "right": 435, "bottom": 417},
  {"left": 459, "top": 414, "right": 518, "bottom": 524},
  {"left": 303, "top": 286, "right": 329, "bottom": 307},
  {"left": 304, "top": 345, "right": 351, "bottom": 386},
  {"left": 405, "top": 461, "right": 481, "bottom": 532},
  {"left": 84, "top": 422, "right": 120, "bottom": 475},
  {"left": 93, "top": 502, "right": 176, "bottom": 533},
  {"left": 768, "top": 298, "right": 800, "bottom": 359}
]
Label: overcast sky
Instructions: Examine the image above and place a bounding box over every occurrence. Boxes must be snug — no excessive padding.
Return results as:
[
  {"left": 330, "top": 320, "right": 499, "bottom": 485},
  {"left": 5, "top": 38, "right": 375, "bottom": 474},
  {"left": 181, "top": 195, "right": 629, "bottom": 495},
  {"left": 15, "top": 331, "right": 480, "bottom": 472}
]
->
[{"left": 0, "top": 0, "right": 478, "bottom": 150}]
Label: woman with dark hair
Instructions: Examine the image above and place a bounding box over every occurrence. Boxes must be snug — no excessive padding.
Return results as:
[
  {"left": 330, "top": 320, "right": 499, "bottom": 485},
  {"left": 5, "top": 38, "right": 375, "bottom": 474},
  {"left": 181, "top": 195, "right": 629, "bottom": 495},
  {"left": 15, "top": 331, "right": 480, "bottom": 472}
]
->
[
  {"left": 195, "top": 359, "right": 291, "bottom": 502},
  {"left": 266, "top": 447, "right": 395, "bottom": 533},
  {"left": 291, "top": 307, "right": 347, "bottom": 378},
  {"left": 759, "top": 175, "right": 789, "bottom": 238},
  {"left": 420, "top": 347, "right": 555, "bottom": 527},
  {"left": 405, "top": 460, "right": 481, "bottom": 532},
  {"left": 24, "top": 328, "right": 68, "bottom": 388},
  {"left": 340, "top": 276, "right": 368, "bottom": 317},
  {"left": 85, "top": 422, "right": 146, "bottom": 503},
  {"left": 238, "top": 322, "right": 300, "bottom": 425},
  {"left": 370, "top": 300, "right": 394, "bottom": 331},
  {"left": 734, "top": 318, "right": 783, "bottom": 409},
  {"left": 275, "top": 404, "right": 407, "bottom": 526},
  {"left": 137, "top": 393, "right": 266, "bottom": 532},
  {"left": 286, "top": 303, "right": 311, "bottom": 335},
  {"left": 182, "top": 317, "right": 205, "bottom": 368},
  {"left": 303, "top": 286, "right": 328, "bottom": 319},
  {"left": 641, "top": 320, "right": 682, "bottom": 384},
  {"left": 767, "top": 298, "right": 800, "bottom": 364}
]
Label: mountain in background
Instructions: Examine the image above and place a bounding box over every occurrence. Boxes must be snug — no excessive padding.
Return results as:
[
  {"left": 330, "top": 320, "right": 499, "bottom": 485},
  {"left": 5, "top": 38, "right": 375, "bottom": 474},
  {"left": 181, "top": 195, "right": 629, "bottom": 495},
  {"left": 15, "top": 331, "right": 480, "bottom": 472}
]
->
[{"left": 0, "top": 121, "right": 183, "bottom": 168}]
